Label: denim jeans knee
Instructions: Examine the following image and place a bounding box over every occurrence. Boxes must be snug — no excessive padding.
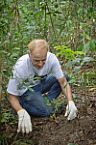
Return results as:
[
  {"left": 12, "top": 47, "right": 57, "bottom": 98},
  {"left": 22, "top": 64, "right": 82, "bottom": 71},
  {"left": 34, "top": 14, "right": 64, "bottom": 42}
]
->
[
  {"left": 19, "top": 89, "right": 54, "bottom": 117},
  {"left": 19, "top": 75, "right": 62, "bottom": 117}
]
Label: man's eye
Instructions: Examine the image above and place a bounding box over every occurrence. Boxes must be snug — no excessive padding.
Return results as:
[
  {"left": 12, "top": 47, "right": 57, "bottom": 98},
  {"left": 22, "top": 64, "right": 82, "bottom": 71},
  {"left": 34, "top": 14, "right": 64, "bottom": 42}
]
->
[
  {"left": 42, "top": 59, "right": 46, "bottom": 62},
  {"left": 35, "top": 59, "right": 46, "bottom": 62},
  {"left": 35, "top": 60, "right": 40, "bottom": 62}
]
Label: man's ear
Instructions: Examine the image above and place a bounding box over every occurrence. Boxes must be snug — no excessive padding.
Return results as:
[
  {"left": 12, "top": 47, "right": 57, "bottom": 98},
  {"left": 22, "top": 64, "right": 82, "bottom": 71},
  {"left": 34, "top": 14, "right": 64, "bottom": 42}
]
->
[{"left": 28, "top": 50, "right": 31, "bottom": 58}]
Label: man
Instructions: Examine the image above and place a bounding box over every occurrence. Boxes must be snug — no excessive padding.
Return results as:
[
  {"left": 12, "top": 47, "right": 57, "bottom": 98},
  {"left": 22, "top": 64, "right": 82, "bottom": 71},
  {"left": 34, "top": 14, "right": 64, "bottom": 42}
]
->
[{"left": 7, "top": 39, "right": 77, "bottom": 134}]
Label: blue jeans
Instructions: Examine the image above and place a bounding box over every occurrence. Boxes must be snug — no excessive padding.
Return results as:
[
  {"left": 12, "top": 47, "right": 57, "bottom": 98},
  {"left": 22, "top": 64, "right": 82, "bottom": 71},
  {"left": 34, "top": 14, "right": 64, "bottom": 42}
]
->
[{"left": 19, "top": 76, "right": 62, "bottom": 117}]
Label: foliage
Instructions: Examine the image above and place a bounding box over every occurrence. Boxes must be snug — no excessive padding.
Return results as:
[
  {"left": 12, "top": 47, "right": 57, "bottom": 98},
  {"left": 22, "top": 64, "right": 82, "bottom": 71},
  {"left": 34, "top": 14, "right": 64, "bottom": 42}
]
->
[
  {"left": 66, "top": 55, "right": 96, "bottom": 86},
  {"left": 54, "top": 45, "right": 84, "bottom": 62},
  {"left": 80, "top": 71, "right": 96, "bottom": 86},
  {"left": 0, "top": 109, "right": 17, "bottom": 124},
  {"left": 66, "top": 56, "right": 95, "bottom": 71},
  {"left": 0, "top": 0, "right": 95, "bottom": 88},
  {"left": 0, "top": 135, "right": 34, "bottom": 145},
  {"left": 0, "top": 134, "right": 9, "bottom": 145},
  {"left": 44, "top": 95, "right": 65, "bottom": 113},
  {"left": 78, "top": 39, "right": 96, "bottom": 56},
  {"left": 9, "top": 139, "right": 34, "bottom": 145}
]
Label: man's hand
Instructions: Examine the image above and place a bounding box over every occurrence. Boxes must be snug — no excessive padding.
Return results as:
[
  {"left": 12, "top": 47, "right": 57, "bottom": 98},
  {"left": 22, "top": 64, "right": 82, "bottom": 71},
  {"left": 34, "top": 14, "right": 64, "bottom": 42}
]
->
[
  {"left": 65, "top": 100, "right": 77, "bottom": 120},
  {"left": 17, "top": 109, "right": 32, "bottom": 134}
]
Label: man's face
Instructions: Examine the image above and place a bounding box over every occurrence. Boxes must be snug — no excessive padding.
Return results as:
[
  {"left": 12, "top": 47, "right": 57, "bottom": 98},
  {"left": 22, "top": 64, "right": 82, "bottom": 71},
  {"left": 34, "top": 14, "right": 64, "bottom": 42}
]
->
[{"left": 29, "top": 48, "right": 47, "bottom": 69}]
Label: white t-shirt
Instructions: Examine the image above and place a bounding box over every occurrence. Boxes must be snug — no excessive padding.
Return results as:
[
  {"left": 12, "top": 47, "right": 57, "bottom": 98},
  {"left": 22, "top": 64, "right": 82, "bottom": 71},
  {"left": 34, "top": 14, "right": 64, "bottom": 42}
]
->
[{"left": 7, "top": 52, "right": 64, "bottom": 96}]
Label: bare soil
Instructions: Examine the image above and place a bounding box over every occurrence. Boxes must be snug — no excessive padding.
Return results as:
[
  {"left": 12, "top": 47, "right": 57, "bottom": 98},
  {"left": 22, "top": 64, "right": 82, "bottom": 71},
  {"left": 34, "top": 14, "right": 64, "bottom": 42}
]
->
[{"left": 0, "top": 85, "right": 96, "bottom": 145}]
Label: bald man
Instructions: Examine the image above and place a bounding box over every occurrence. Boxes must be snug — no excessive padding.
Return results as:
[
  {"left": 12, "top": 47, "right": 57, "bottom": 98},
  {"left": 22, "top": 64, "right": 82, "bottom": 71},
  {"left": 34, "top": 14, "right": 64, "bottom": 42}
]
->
[{"left": 7, "top": 39, "right": 77, "bottom": 134}]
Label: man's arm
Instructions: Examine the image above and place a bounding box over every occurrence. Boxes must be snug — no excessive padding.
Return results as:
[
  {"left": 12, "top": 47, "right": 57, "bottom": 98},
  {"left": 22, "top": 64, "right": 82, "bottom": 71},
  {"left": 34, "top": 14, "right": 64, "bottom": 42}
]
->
[
  {"left": 58, "top": 77, "right": 77, "bottom": 120},
  {"left": 57, "top": 77, "right": 72, "bottom": 100},
  {"left": 8, "top": 94, "right": 23, "bottom": 112}
]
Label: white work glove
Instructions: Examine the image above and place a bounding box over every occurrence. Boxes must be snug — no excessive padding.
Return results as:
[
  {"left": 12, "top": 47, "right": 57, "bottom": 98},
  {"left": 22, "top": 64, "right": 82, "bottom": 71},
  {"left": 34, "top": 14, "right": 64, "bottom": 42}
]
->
[
  {"left": 17, "top": 109, "right": 32, "bottom": 134},
  {"left": 65, "top": 100, "right": 77, "bottom": 120}
]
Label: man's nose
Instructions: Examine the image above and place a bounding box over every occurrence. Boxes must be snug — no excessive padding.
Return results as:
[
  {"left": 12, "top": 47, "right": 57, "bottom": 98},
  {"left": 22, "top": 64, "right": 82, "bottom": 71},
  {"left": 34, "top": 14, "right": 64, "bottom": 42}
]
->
[{"left": 38, "top": 61, "right": 44, "bottom": 67}]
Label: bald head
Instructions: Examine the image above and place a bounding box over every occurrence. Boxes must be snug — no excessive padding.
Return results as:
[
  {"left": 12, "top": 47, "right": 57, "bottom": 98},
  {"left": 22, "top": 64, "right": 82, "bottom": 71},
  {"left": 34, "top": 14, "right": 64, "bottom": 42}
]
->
[{"left": 28, "top": 39, "right": 49, "bottom": 53}]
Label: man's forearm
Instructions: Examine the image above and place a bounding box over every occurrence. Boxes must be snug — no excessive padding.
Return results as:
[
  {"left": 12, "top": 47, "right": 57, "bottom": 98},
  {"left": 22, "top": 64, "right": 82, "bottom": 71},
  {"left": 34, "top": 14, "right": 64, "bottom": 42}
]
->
[
  {"left": 58, "top": 77, "right": 73, "bottom": 101},
  {"left": 8, "top": 94, "right": 23, "bottom": 112},
  {"left": 64, "top": 83, "right": 72, "bottom": 101}
]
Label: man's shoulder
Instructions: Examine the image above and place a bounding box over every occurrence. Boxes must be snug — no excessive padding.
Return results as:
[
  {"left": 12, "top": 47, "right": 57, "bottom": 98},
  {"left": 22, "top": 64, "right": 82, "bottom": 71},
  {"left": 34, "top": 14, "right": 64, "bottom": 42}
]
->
[
  {"left": 47, "top": 51, "right": 56, "bottom": 58},
  {"left": 18, "top": 54, "right": 29, "bottom": 61},
  {"left": 14, "top": 54, "right": 30, "bottom": 69},
  {"left": 47, "top": 52, "right": 57, "bottom": 62}
]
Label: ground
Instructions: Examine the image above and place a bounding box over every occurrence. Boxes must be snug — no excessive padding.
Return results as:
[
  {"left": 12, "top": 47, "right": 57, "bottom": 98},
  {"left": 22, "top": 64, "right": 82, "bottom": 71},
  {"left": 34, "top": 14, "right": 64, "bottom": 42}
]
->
[{"left": 0, "top": 85, "right": 96, "bottom": 145}]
